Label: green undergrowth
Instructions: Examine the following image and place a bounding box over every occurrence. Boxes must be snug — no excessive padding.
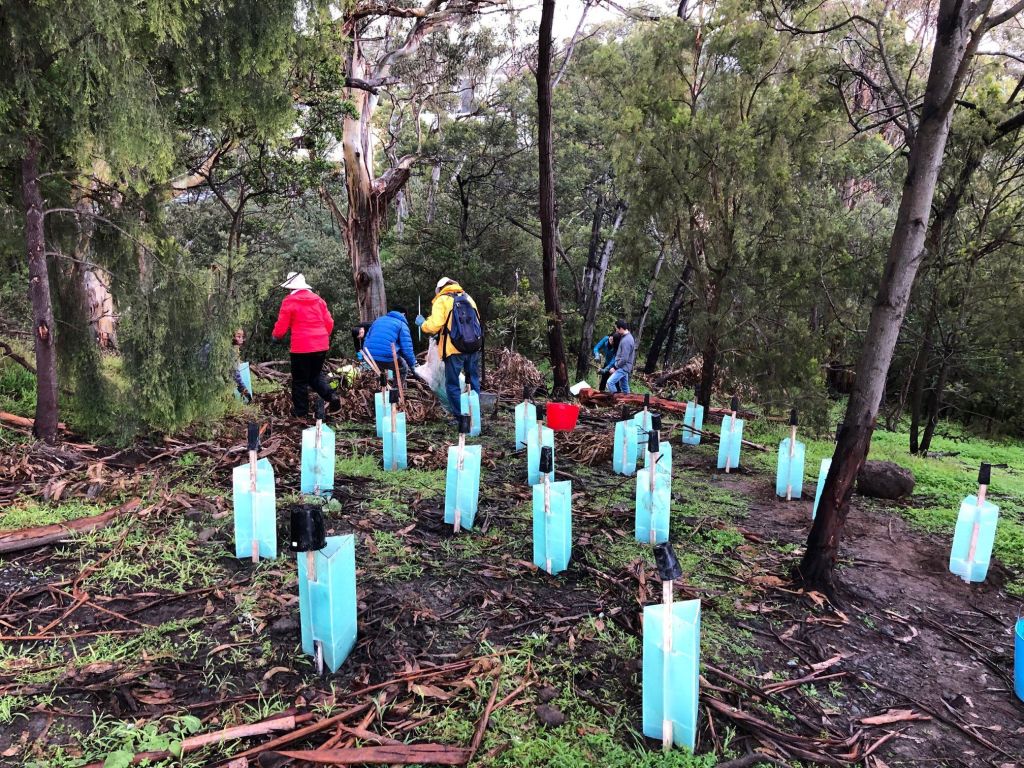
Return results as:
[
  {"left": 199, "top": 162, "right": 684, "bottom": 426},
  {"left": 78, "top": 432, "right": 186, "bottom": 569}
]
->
[{"left": 1, "top": 500, "right": 105, "bottom": 531}]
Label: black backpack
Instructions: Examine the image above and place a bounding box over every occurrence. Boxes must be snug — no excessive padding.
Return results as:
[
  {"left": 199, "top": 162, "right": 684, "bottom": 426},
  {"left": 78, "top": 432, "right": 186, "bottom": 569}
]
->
[{"left": 443, "top": 292, "right": 483, "bottom": 356}]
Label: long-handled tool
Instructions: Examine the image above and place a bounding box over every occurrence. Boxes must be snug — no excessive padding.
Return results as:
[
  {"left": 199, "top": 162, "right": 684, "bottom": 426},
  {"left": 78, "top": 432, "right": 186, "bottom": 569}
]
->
[
  {"left": 301, "top": 397, "right": 335, "bottom": 497},
  {"left": 233, "top": 422, "right": 277, "bottom": 562},
  {"left": 775, "top": 408, "right": 805, "bottom": 500},
  {"left": 515, "top": 385, "right": 537, "bottom": 451},
  {"left": 717, "top": 396, "right": 744, "bottom": 473},
  {"left": 950, "top": 462, "right": 999, "bottom": 583},
  {"left": 417, "top": 296, "right": 422, "bottom": 341},
  {"left": 292, "top": 504, "right": 357, "bottom": 674},
  {"left": 643, "top": 542, "right": 700, "bottom": 751},
  {"left": 445, "top": 415, "right": 481, "bottom": 533},
  {"left": 636, "top": 413, "right": 670, "bottom": 544},
  {"left": 532, "top": 445, "right": 571, "bottom": 575},
  {"left": 390, "top": 343, "right": 406, "bottom": 411},
  {"left": 681, "top": 385, "right": 704, "bottom": 446}
]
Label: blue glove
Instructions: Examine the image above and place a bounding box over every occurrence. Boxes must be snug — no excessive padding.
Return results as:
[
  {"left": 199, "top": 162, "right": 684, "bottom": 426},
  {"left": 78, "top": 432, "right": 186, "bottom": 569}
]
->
[
  {"left": 356, "top": 351, "right": 363, "bottom": 361},
  {"left": 415, "top": 315, "right": 425, "bottom": 327}
]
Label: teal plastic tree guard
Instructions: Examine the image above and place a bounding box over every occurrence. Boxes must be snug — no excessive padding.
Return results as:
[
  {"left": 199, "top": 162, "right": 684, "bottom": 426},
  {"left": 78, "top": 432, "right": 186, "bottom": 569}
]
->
[
  {"left": 949, "top": 464, "right": 998, "bottom": 583},
  {"left": 461, "top": 387, "right": 482, "bottom": 437},
  {"left": 812, "top": 458, "right": 831, "bottom": 519},
  {"left": 1015, "top": 618, "right": 1023, "bottom": 702},
  {"left": 614, "top": 419, "right": 638, "bottom": 476},
  {"left": 515, "top": 401, "right": 537, "bottom": 451},
  {"left": 297, "top": 534, "right": 357, "bottom": 674},
  {"left": 651, "top": 443, "right": 673, "bottom": 476},
  {"left": 374, "top": 391, "right": 391, "bottom": 438},
  {"left": 234, "top": 362, "right": 253, "bottom": 399},
  {"left": 633, "top": 407, "right": 652, "bottom": 465},
  {"left": 233, "top": 424, "right": 276, "bottom": 561},
  {"left": 637, "top": 427, "right": 671, "bottom": 544},
  {"left": 681, "top": 401, "right": 703, "bottom": 446},
  {"left": 383, "top": 407, "right": 408, "bottom": 471},
  {"left": 301, "top": 417, "right": 335, "bottom": 496},
  {"left": 445, "top": 433, "right": 481, "bottom": 532},
  {"left": 776, "top": 438, "right": 806, "bottom": 499},
  {"left": 527, "top": 424, "right": 555, "bottom": 486},
  {"left": 717, "top": 410, "right": 744, "bottom": 471},
  {"left": 533, "top": 453, "right": 571, "bottom": 575},
  {"left": 643, "top": 594, "right": 700, "bottom": 750}
]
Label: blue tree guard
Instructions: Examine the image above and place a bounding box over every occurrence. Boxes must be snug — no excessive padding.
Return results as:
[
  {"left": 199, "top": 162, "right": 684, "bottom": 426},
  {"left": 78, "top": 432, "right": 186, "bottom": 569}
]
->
[
  {"left": 1015, "top": 618, "right": 1024, "bottom": 703},
  {"left": 949, "top": 499, "right": 999, "bottom": 583},
  {"left": 233, "top": 424, "right": 276, "bottom": 561},
  {"left": 812, "top": 458, "right": 831, "bottom": 519},
  {"left": 637, "top": 427, "right": 671, "bottom": 544},
  {"left": 681, "top": 400, "right": 703, "bottom": 446},
  {"left": 613, "top": 419, "right": 638, "bottom": 476},
  {"left": 374, "top": 391, "right": 391, "bottom": 438},
  {"left": 301, "top": 418, "right": 335, "bottom": 496},
  {"left": 717, "top": 414, "right": 744, "bottom": 471},
  {"left": 297, "top": 534, "right": 357, "bottom": 674},
  {"left": 234, "top": 362, "right": 253, "bottom": 399},
  {"left": 461, "top": 388, "right": 482, "bottom": 437},
  {"left": 643, "top": 596, "right": 701, "bottom": 750},
  {"left": 527, "top": 425, "right": 555, "bottom": 486},
  {"left": 633, "top": 407, "right": 652, "bottom": 464},
  {"left": 515, "top": 401, "right": 537, "bottom": 451},
  {"left": 383, "top": 409, "right": 407, "bottom": 471},
  {"left": 445, "top": 436, "right": 482, "bottom": 532},
  {"left": 776, "top": 439, "right": 806, "bottom": 500},
  {"left": 533, "top": 455, "right": 571, "bottom": 575},
  {"left": 651, "top": 443, "right": 673, "bottom": 476}
]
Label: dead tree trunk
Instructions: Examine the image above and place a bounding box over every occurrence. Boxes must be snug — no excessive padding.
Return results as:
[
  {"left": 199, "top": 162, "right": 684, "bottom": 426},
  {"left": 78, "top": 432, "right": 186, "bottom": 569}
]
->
[
  {"left": 575, "top": 200, "right": 625, "bottom": 379},
  {"left": 644, "top": 263, "right": 692, "bottom": 373},
  {"left": 537, "top": 0, "right": 569, "bottom": 395},
  {"left": 632, "top": 241, "right": 668, "bottom": 355},
  {"left": 22, "top": 138, "right": 59, "bottom": 444},
  {"left": 799, "top": 0, "right": 1013, "bottom": 592}
]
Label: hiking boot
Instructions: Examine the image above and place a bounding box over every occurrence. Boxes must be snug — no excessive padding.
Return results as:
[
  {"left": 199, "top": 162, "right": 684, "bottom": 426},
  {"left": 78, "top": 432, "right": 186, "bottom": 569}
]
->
[
  {"left": 326, "top": 398, "right": 342, "bottom": 415},
  {"left": 290, "top": 408, "right": 308, "bottom": 419}
]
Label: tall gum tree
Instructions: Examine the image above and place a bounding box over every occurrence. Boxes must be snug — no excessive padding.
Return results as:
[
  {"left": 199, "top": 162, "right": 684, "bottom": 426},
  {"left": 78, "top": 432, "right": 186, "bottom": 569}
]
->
[{"left": 798, "top": 0, "right": 1024, "bottom": 592}]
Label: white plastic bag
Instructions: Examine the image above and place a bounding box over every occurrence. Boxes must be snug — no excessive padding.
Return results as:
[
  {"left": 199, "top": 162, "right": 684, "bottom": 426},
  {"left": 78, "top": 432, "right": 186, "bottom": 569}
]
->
[{"left": 415, "top": 338, "right": 454, "bottom": 411}]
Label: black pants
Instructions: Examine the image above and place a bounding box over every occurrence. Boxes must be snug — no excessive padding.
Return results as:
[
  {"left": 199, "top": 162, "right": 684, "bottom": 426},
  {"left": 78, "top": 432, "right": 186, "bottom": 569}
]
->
[
  {"left": 290, "top": 351, "right": 335, "bottom": 416},
  {"left": 599, "top": 370, "right": 611, "bottom": 392},
  {"left": 380, "top": 357, "right": 411, "bottom": 382}
]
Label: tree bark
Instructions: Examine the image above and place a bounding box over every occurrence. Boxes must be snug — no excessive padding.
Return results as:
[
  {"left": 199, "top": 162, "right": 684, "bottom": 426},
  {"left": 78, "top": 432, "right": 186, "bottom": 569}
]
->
[
  {"left": 632, "top": 242, "right": 668, "bottom": 354},
  {"left": 799, "top": 0, "right": 997, "bottom": 592},
  {"left": 908, "top": 313, "right": 934, "bottom": 454},
  {"left": 536, "top": 0, "right": 569, "bottom": 395},
  {"left": 22, "top": 138, "right": 59, "bottom": 444},
  {"left": 575, "top": 200, "right": 625, "bottom": 379},
  {"left": 644, "top": 263, "right": 691, "bottom": 374}
]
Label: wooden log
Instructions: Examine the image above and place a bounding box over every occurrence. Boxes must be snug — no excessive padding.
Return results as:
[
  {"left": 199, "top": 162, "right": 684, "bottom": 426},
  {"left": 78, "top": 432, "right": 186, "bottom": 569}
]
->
[
  {"left": 0, "top": 498, "right": 141, "bottom": 554},
  {"left": 576, "top": 389, "right": 783, "bottom": 422},
  {"left": 0, "top": 411, "right": 66, "bottom": 432}
]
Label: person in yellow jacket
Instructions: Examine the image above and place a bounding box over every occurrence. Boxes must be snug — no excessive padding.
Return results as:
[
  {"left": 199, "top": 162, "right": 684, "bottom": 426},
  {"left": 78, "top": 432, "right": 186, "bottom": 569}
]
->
[{"left": 416, "top": 277, "right": 482, "bottom": 420}]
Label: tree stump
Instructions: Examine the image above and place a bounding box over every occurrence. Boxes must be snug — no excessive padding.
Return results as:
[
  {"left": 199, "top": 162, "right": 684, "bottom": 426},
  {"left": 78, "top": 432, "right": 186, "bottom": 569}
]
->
[{"left": 856, "top": 461, "right": 915, "bottom": 500}]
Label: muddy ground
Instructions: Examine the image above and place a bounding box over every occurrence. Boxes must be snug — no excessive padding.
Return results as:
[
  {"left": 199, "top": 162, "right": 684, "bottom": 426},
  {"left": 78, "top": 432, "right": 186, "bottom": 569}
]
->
[{"left": 0, "top": 392, "right": 1021, "bottom": 767}]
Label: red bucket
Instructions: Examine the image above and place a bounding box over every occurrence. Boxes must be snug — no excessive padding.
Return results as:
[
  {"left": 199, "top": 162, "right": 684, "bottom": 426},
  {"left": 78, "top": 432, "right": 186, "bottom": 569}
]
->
[{"left": 546, "top": 403, "right": 580, "bottom": 431}]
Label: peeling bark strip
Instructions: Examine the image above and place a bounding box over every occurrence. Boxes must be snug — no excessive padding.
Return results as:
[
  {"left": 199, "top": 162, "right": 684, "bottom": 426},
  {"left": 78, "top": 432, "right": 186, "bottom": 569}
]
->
[
  {"left": 22, "top": 137, "right": 60, "bottom": 444},
  {"left": 800, "top": 0, "right": 1024, "bottom": 591},
  {"left": 268, "top": 745, "right": 473, "bottom": 765}
]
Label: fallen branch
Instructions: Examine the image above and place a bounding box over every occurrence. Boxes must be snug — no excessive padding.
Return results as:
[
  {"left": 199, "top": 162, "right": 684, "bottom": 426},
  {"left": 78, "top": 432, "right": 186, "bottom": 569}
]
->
[
  {"left": 217, "top": 703, "right": 372, "bottom": 765},
  {"left": 0, "top": 410, "right": 67, "bottom": 433},
  {"left": 577, "top": 389, "right": 784, "bottom": 422},
  {"left": 0, "top": 498, "right": 142, "bottom": 555},
  {"left": 267, "top": 745, "right": 473, "bottom": 765},
  {"left": 79, "top": 713, "right": 310, "bottom": 768}
]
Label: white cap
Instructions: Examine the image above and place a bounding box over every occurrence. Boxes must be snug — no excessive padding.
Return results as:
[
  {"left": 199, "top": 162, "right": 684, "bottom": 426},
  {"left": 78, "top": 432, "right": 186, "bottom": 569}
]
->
[
  {"left": 435, "top": 277, "right": 454, "bottom": 295},
  {"left": 280, "top": 272, "right": 312, "bottom": 291}
]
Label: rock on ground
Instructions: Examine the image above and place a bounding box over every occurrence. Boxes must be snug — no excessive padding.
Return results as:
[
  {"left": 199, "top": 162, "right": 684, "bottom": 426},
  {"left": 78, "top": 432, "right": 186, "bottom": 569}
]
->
[{"left": 857, "top": 460, "right": 915, "bottom": 499}]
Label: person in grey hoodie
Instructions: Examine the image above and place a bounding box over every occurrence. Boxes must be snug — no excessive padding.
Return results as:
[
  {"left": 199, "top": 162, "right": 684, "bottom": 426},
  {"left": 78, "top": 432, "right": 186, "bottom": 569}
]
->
[{"left": 606, "top": 319, "right": 635, "bottom": 394}]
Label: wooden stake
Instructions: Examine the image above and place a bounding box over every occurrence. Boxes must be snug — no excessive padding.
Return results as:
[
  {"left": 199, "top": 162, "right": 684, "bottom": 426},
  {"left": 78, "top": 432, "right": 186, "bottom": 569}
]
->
[
  {"left": 649, "top": 446, "right": 659, "bottom": 545},
  {"left": 249, "top": 447, "right": 259, "bottom": 563},
  {"left": 725, "top": 410, "right": 737, "bottom": 473},
  {"left": 390, "top": 343, "right": 405, "bottom": 409},
  {"left": 543, "top": 471, "right": 552, "bottom": 574},
  {"left": 785, "top": 424, "right": 796, "bottom": 501},
  {"left": 965, "top": 482, "right": 988, "bottom": 581},
  {"left": 362, "top": 347, "right": 382, "bottom": 376},
  {"left": 662, "top": 578, "right": 673, "bottom": 751}
]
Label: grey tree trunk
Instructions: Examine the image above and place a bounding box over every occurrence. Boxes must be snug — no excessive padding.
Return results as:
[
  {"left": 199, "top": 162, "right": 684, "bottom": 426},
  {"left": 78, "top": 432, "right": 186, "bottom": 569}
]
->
[
  {"left": 574, "top": 201, "right": 625, "bottom": 379},
  {"left": 22, "top": 138, "right": 59, "bottom": 443},
  {"left": 800, "top": 0, "right": 1007, "bottom": 591},
  {"left": 632, "top": 242, "right": 668, "bottom": 354}
]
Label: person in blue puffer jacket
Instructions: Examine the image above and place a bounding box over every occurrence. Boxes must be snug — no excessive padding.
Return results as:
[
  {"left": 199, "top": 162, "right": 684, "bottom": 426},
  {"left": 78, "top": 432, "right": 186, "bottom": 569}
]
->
[{"left": 363, "top": 306, "right": 417, "bottom": 380}]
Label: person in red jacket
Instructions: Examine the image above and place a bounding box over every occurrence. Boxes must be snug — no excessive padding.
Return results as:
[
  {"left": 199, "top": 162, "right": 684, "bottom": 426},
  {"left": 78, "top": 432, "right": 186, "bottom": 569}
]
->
[{"left": 272, "top": 272, "right": 341, "bottom": 418}]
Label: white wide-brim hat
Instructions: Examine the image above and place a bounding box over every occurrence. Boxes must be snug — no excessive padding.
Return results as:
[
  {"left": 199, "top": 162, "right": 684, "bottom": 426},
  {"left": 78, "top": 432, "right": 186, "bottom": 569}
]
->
[
  {"left": 280, "top": 272, "right": 312, "bottom": 291},
  {"left": 435, "top": 277, "right": 454, "bottom": 295}
]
